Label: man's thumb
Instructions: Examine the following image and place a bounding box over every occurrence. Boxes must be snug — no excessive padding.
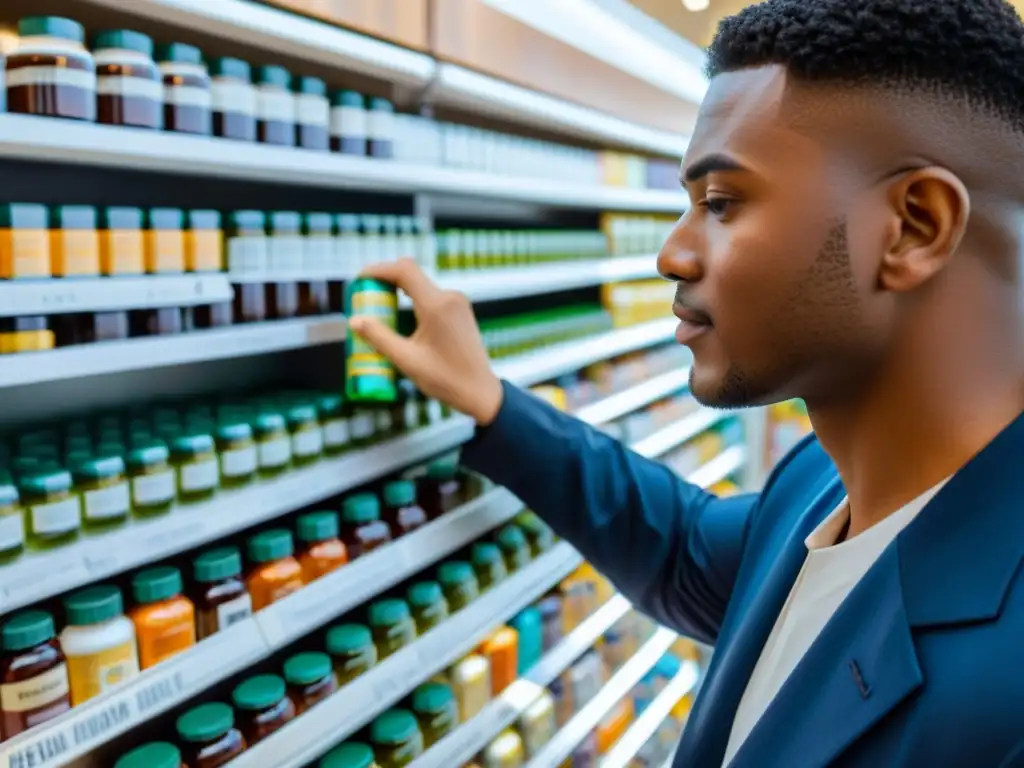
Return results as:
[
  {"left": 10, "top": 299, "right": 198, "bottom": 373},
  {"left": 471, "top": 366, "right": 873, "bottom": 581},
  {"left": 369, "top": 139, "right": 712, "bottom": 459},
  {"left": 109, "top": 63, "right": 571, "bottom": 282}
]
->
[{"left": 348, "top": 316, "right": 416, "bottom": 369}]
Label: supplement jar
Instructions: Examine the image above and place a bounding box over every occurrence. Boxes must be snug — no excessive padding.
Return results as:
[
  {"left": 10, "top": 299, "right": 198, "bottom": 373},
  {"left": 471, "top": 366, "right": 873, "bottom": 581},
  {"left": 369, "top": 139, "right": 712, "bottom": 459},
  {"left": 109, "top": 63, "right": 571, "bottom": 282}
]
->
[
  {"left": 266, "top": 211, "right": 302, "bottom": 318},
  {"left": 255, "top": 65, "right": 295, "bottom": 146},
  {"left": 60, "top": 585, "right": 139, "bottom": 706},
  {"left": 100, "top": 206, "right": 146, "bottom": 275},
  {"left": 50, "top": 205, "right": 100, "bottom": 277},
  {"left": 210, "top": 56, "right": 256, "bottom": 141},
  {"left": 318, "top": 394, "right": 350, "bottom": 455},
  {"left": 411, "top": 682, "right": 458, "bottom": 748},
  {"left": 21, "top": 468, "right": 80, "bottom": 550},
  {"left": 320, "top": 742, "right": 381, "bottom": 768},
  {"left": 367, "top": 598, "right": 416, "bottom": 661},
  {"left": 368, "top": 98, "right": 396, "bottom": 159},
  {"left": 382, "top": 480, "right": 427, "bottom": 539},
  {"left": 232, "top": 674, "right": 295, "bottom": 744},
  {"left": 325, "top": 623, "right": 376, "bottom": 686},
  {"left": 186, "top": 210, "right": 224, "bottom": 272},
  {"left": 215, "top": 420, "right": 257, "bottom": 488},
  {"left": 246, "top": 528, "right": 305, "bottom": 610},
  {"left": 300, "top": 213, "right": 333, "bottom": 316},
  {"left": 192, "top": 546, "right": 252, "bottom": 639},
  {"left": 331, "top": 90, "right": 367, "bottom": 155},
  {"left": 295, "top": 76, "right": 330, "bottom": 150},
  {"left": 345, "top": 278, "right": 398, "bottom": 403},
  {"left": 126, "top": 441, "right": 175, "bottom": 517},
  {"left": 405, "top": 581, "right": 448, "bottom": 635},
  {"left": 157, "top": 42, "right": 212, "bottom": 135},
  {"left": 370, "top": 709, "right": 424, "bottom": 767},
  {"left": 286, "top": 403, "right": 324, "bottom": 465},
  {"left": 114, "top": 742, "right": 184, "bottom": 768},
  {"left": 437, "top": 561, "right": 480, "bottom": 613},
  {"left": 0, "top": 473, "right": 24, "bottom": 563},
  {"left": 252, "top": 411, "right": 291, "bottom": 477},
  {"left": 129, "top": 566, "right": 196, "bottom": 669},
  {"left": 296, "top": 510, "right": 348, "bottom": 582},
  {"left": 283, "top": 651, "right": 338, "bottom": 714},
  {"left": 176, "top": 702, "right": 247, "bottom": 766},
  {"left": 0, "top": 203, "right": 51, "bottom": 280},
  {"left": 496, "top": 524, "right": 532, "bottom": 574},
  {"left": 74, "top": 454, "right": 131, "bottom": 533},
  {"left": 93, "top": 29, "right": 162, "bottom": 129},
  {"left": 340, "top": 492, "right": 391, "bottom": 559},
  {"left": 470, "top": 542, "right": 507, "bottom": 593},
  {"left": 0, "top": 610, "right": 70, "bottom": 738},
  {"left": 171, "top": 433, "right": 219, "bottom": 502},
  {"left": 7, "top": 16, "right": 95, "bottom": 121},
  {"left": 145, "top": 207, "right": 186, "bottom": 274}
]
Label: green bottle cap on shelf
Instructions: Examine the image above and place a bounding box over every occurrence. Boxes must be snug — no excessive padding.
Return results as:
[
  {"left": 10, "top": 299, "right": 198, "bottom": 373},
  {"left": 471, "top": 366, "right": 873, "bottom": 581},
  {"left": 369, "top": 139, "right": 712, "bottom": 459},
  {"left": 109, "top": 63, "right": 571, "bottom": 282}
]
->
[
  {"left": 325, "top": 623, "right": 373, "bottom": 655},
  {"left": 426, "top": 460, "right": 457, "bottom": 480},
  {"left": 257, "top": 64, "right": 291, "bottom": 89},
  {"left": 230, "top": 210, "right": 266, "bottom": 232},
  {"left": 146, "top": 208, "right": 185, "bottom": 231},
  {"left": 93, "top": 29, "right": 154, "bottom": 56},
  {"left": 320, "top": 742, "right": 376, "bottom": 768},
  {"left": 304, "top": 212, "right": 334, "bottom": 235},
  {"left": 437, "top": 561, "right": 475, "bottom": 587},
  {"left": 252, "top": 411, "right": 287, "bottom": 434},
  {"left": 187, "top": 209, "right": 221, "bottom": 230},
  {"left": 471, "top": 542, "right": 503, "bottom": 566},
  {"left": 333, "top": 90, "right": 364, "bottom": 108},
  {"left": 286, "top": 404, "right": 318, "bottom": 426},
  {"left": 297, "top": 76, "right": 327, "bottom": 97},
  {"left": 64, "top": 585, "right": 124, "bottom": 626},
  {"left": 18, "top": 16, "right": 84, "bottom": 43},
  {"left": 170, "top": 433, "right": 215, "bottom": 457},
  {"left": 297, "top": 510, "right": 339, "bottom": 543},
  {"left": 370, "top": 709, "right": 418, "bottom": 745},
  {"left": 269, "top": 211, "right": 302, "bottom": 234},
  {"left": 0, "top": 203, "right": 46, "bottom": 230},
  {"left": 382, "top": 480, "right": 415, "bottom": 508},
  {"left": 247, "top": 528, "right": 295, "bottom": 563},
  {"left": 316, "top": 394, "right": 344, "bottom": 418},
  {"left": 19, "top": 469, "right": 72, "bottom": 496},
  {"left": 369, "top": 97, "right": 394, "bottom": 113},
  {"left": 155, "top": 42, "right": 203, "bottom": 65},
  {"left": 126, "top": 441, "right": 170, "bottom": 469},
  {"left": 176, "top": 702, "right": 234, "bottom": 743},
  {"left": 335, "top": 213, "right": 360, "bottom": 233},
  {"left": 412, "top": 682, "right": 454, "bottom": 715},
  {"left": 72, "top": 454, "right": 125, "bottom": 480},
  {"left": 113, "top": 742, "right": 183, "bottom": 768},
  {"left": 232, "top": 674, "right": 286, "bottom": 711},
  {"left": 368, "top": 598, "right": 410, "bottom": 628},
  {"left": 496, "top": 524, "right": 528, "bottom": 551},
  {"left": 283, "top": 651, "right": 332, "bottom": 686},
  {"left": 0, "top": 476, "right": 18, "bottom": 507},
  {"left": 193, "top": 547, "right": 243, "bottom": 583},
  {"left": 132, "top": 566, "right": 183, "bottom": 604},
  {"left": 101, "top": 207, "right": 144, "bottom": 230},
  {"left": 209, "top": 56, "right": 251, "bottom": 81},
  {"left": 1, "top": 611, "right": 56, "bottom": 652},
  {"left": 214, "top": 421, "right": 252, "bottom": 443},
  {"left": 49, "top": 205, "right": 97, "bottom": 230},
  {"left": 406, "top": 581, "right": 443, "bottom": 608},
  {"left": 341, "top": 493, "right": 380, "bottom": 524}
]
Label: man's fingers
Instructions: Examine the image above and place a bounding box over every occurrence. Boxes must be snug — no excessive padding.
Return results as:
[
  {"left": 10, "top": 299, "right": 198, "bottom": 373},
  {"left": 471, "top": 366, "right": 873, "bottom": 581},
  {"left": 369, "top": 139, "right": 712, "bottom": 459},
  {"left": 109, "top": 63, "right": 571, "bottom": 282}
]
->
[
  {"left": 360, "top": 258, "right": 443, "bottom": 306},
  {"left": 348, "top": 315, "right": 418, "bottom": 372}
]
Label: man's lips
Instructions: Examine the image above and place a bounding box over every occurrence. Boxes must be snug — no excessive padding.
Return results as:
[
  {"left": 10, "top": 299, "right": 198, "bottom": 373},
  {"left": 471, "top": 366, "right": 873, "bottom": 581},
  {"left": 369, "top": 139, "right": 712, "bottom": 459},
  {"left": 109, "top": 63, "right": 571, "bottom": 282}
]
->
[{"left": 673, "top": 305, "right": 712, "bottom": 345}]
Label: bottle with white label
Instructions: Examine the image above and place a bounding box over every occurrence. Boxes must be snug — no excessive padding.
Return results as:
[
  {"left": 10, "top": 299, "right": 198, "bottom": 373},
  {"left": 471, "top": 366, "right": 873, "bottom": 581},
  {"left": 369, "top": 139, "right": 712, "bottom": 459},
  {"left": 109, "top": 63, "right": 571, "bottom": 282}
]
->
[
  {"left": 60, "top": 585, "right": 139, "bottom": 706},
  {"left": 126, "top": 441, "right": 176, "bottom": 517},
  {"left": 209, "top": 56, "right": 257, "bottom": 141},
  {"left": 287, "top": 404, "right": 324, "bottom": 466},
  {"left": 295, "top": 75, "right": 329, "bottom": 151},
  {"left": 93, "top": 29, "right": 162, "bottom": 129},
  {"left": 368, "top": 97, "right": 396, "bottom": 159},
  {"left": 215, "top": 420, "right": 257, "bottom": 488},
  {"left": 156, "top": 41, "right": 212, "bottom": 135},
  {"left": 74, "top": 454, "right": 131, "bottom": 533},
  {"left": 21, "top": 468, "right": 81, "bottom": 551},
  {"left": 253, "top": 411, "right": 292, "bottom": 477},
  {"left": 317, "top": 394, "right": 351, "bottom": 455},
  {"left": 331, "top": 89, "right": 367, "bottom": 155},
  {"left": 171, "top": 433, "right": 220, "bottom": 502},
  {"left": 0, "top": 473, "right": 24, "bottom": 563},
  {"left": 6, "top": 16, "right": 96, "bottom": 121},
  {"left": 256, "top": 64, "right": 295, "bottom": 147}
]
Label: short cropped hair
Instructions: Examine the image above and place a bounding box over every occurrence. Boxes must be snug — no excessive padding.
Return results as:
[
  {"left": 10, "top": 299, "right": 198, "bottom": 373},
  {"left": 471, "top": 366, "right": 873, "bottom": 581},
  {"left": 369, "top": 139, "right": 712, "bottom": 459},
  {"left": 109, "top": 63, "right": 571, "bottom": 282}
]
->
[{"left": 706, "top": 0, "right": 1024, "bottom": 132}]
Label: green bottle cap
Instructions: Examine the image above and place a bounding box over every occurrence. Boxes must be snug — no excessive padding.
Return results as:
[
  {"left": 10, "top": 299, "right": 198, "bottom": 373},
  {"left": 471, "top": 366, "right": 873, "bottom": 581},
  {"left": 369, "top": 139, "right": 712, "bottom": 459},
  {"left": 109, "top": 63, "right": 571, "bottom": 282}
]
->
[
  {"left": 0, "top": 203, "right": 48, "bottom": 230},
  {"left": 283, "top": 651, "right": 332, "bottom": 686},
  {"left": 296, "top": 510, "right": 339, "bottom": 543},
  {"left": 1, "top": 611, "right": 56, "bottom": 651},
  {"left": 426, "top": 460, "right": 457, "bottom": 480},
  {"left": 176, "top": 702, "right": 234, "bottom": 743},
  {"left": 412, "top": 682, "right": 454, "bottom": 715},
  {"left": 18, "top": 16, "right": 84, "bottom": 43},
  {"left": 93, "top": 30, "right": 154, "bottom": 56},
  {"left": 193, "top": 547, "right": 243, "bottom": 583},
  {"left": 132, "top": 566, "right": 183, "bottom": 604},
  {"left": 209, "top": 56, "right": 251, "bottom": 80},
  {"left": 341, "top": 493, "right": 380, "bottom": 524},
  {"left": 187, "top": 210, "right": 221, "bottom": 230},
  {"left": 257, "top": 64, "right": 291, "bottom": 89},
  {"left": 382, "top": 480, "right": 415, "bottom": 508},
  {"left": 369, "top": 98, "right": 394, "bottom": 113},
  {"left": 214, "top": 421, "right": 252, "bottom": 443},
  {"left": 471, "top": 542, "right": 503, "bottom": 566},
  {"left": 247, "top": 528, "right": 294, "bottom": 563},
  {"left": 146, "top": 208, "right": 185, "bottom": 231},
  {"left": 319, "top": 742, "right": 376, "bottom": 768},
  {"left": 50, "top": 205, "right": 97, "bottom": 230},
  {"left": 297, "top": 76, "right": 327, "bottom": 97},
  {"left": 72, "top": 454, "right": 125, "bottom": 480},
  {"left": 406, "top": 581, "right": 443, "bottom": 608},
  {"left": 155, "top": 42, "right": 203, "bottom": 65},
  {"left": 269, "top": 211, "right": 301, "bottom": 233},
  {"left": 286, "top": 404, "right": 318, "bottom": 426},
  {"left": 304, "top": 213, "right": 334, "bottom": 235},
  {"left": 333, "top": 90, "right": 364, "bottom": 108},
  {"left": 170, "top": 433, "right": 215, "bottom": 457},
  {"left": 230, "top": 210, "right": 266, "bottom": 231},
  {"left": 316, "top": 393, "right": 344, "bottom": 418},
  {"left": 64, "top": 585, "right": 124, "bottom": 626},
  {"left": 232, "top": 674, "right": 286, "bottom": 711},
  {"left": 19, "top": 469, "right": 73, "bottom": 496},
  {"left": 125, "top": 441, "right": 170, "bottom": 469},
  {"left": 252, "top": 411, "right": 287, "bottom": 434},
  {"left": 113, "top": 742, "right": 182, "bottom": 768},
  {"left": 370, "top": 709, "right": 418, "bottom": 745},
  {"left": 496, "top": 525, "right": 528, "bottom": 552},
  {"left": 101, "top": 207, "right": 144, "bottom": 230},
  {"left": 437, "top": 561, "right": 475, "bottom": 587},
  {"left": 325, "top": 624, "right": 373, "bottom": 655},
  {"left": 368, "top": 598, "right": 411, "bottom": 628}
]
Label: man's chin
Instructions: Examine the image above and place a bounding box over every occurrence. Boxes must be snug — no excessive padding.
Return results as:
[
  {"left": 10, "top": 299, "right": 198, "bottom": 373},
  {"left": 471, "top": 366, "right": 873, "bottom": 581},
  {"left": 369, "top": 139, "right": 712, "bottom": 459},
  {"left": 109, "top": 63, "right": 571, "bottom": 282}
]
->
[{"left": 688, "top": 364, "right": 763, "bottom": 409}]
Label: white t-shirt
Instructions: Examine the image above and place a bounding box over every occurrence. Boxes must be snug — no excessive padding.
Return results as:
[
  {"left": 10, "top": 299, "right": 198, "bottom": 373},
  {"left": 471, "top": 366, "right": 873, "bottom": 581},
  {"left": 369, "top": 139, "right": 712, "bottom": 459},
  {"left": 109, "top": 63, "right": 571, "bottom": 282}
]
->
[{"left": 722, "top": 478, "right": 949, "bottom": 766}]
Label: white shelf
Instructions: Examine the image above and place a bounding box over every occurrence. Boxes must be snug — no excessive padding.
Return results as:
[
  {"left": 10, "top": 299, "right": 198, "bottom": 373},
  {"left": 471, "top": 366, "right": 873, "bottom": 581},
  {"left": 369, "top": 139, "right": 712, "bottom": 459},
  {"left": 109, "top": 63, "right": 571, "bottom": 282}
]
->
[
  {"left": 525, "top": 628, "right": 680, "bottom": 768},
  {"left": 632, "top": 408, "right": 734, "bottom": 460},
  {"left": 599, "top": 663, "right": 700, "bottom": 768},
  {"left": 0, "top": 115, "right": 689, "bottom": 213},
  {"left": 77, "top": 0, "right": 435, "bottom": 85},
  {"left": 0, "top": 274, "right": 232, "bottom": 317},
  {"left": 0, "top": 486, "right": 526, "bottom": 768},
  {"left": 574, "top": 367, "right": 690, "bottom": 427},
  {"left": 433, "top": 63, "right": 688, "bottom": 157},
  {"left": 0, "top": 417, "right": 474, "bottom": 614},
  {"left": 0, "top": 315, "right": 346, "bottom": 388},
  {"left": 231, "top": 542, "right": 585, "bottom": 768},
  {"left": 494, "top": 319, "right": 677, "bottom": 388},
  {"left": 400, "top": 256, "right": 659, "bottom": 306},
  {"left": 686, "top": 445, "right": 747, "bottom": 488},
  {"left": 412, "top": 594, "right": 633, "bottom": 768}
]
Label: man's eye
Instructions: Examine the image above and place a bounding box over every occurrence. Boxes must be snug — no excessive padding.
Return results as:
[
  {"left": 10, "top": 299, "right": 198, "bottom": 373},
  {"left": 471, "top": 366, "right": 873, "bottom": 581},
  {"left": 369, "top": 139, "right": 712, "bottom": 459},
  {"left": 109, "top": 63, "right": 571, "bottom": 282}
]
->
[{"left": 702, "top": 197, "right": 734, "bottom": 216}]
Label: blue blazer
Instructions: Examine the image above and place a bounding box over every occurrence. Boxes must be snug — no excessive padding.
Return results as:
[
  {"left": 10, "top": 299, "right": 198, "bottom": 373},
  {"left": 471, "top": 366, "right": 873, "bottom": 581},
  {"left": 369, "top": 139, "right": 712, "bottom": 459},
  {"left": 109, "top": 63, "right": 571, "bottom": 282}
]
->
[{"left": 462, "top": 383, "right": 1024, "bottom": 768}]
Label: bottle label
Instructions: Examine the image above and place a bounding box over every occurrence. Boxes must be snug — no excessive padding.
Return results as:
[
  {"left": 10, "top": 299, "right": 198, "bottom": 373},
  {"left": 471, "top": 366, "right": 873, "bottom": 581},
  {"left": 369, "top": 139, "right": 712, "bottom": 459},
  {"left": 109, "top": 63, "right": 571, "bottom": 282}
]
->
[
  {"left": 6, "top": 66, "right": 97, "bottom": 91},
  {"left": 336, "top": 234, "right": 363, "bottom": 273},
  {"left": 30, "top": 498, "right": 80, "bottom": 535},
  {"left": 375, "top": 410, "right": 393, "bottom": 431},
  {"left": 212, "top": 79, "right": 257, "bottom": 116},
  {"left": 228, "top": 235, "right": 269, "bottom": 274},
  {"left": 181, "top": 459, "right": 218, "bottom": 492},
  {"left": 427, "top": 399, "right": 445, "bottom": 424},
  {"left": 9, "top": 229, "right": 52, "bottom": 278},
  {"left": 348, "top": 289, "right": 397, "bottom": 380},
  {"left": 216, "top": 593, "right": 253, "bottom": 630},
  {"left": 350, "top": 412, "right": 375, "bottom": 440},
  {"left": 0, "top": 664, "right": 70, "bottom": 717},
  {"left": 257, "top": 87, "right": 294, "bottom": 123},
  {"left": 258, "top": 437, "right": 291, "bottom": 468},
  {"left": 269, "top": 235, "right": 304, "bottom": 273},
  {"left": 296, "top": 93, "right": 329, "bottom": 127},
  {"left": 164, "top": 84, "right": 212, "bottom": 109},
  {"left": 404, "top": 401, "right": 420, "bottom": 430},
  {"left": 292, "top": 429, "right": 324, "bottom": 457},
  {"left": 368, "top": 109, "right": 394, "bottom": 141},
  {"left": 96, "top": 75, "right": 162, "bottom": 101},
  {"left": 323, "top": 418, "right": 350, "bottom": 448},
  {"left": 139, "top": 621, "right": 195, "bottom": 669},
  {"left": 84, "top": 482, "right": 130, "bottom": 521},
  {"left": 269, "top": 580, "right": 303, "bottom": 603},
  {"left": 66, "top": 641, "right": 138, "bottom": 707},
  {"left": 132, "top": 470, "right": 175, "bottom": 505},
  {"left": 305, "top": 234, "right": 335, "bottom": 274},
  {"left": 146, "top": 230, "right": 185, "bottom": 273},
  {"left": 221, "top": 446, "right": 257, "bottom": 477},
  {"left": 0, "top": 513, "right": 24, "bottom": 551},
  {"left": 330, "top": 105, "right": 366, "bottom": 139}
]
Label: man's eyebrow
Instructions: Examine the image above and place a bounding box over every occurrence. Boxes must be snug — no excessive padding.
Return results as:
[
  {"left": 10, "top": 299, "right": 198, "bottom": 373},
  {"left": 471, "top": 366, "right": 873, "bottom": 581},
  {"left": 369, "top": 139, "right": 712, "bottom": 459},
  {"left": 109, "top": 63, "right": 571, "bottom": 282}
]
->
[{"left": 680, "top": 153, "right": 749, "bottom": 187}]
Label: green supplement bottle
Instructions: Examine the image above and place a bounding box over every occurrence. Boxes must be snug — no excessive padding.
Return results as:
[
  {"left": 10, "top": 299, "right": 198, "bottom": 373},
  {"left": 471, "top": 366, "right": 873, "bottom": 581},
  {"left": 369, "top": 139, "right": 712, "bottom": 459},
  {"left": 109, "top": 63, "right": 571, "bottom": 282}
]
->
[{"left": 345, "top": 278, "right": 398, "bottom": 403}]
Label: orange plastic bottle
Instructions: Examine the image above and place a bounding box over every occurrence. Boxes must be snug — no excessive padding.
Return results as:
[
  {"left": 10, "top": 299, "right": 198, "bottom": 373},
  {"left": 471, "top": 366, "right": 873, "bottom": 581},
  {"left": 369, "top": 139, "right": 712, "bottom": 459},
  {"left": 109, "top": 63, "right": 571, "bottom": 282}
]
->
[
  {"left": 129, "top": 567, "right": 196, "bottom": 670},
  {"left": 479, "top": 626, "right": 519, "bottom": 696},
  {"left": 246, "top": 529, "right": 305, "bottom": 611},
  {"left": 295, "top": 511, "right": 348, "bottom": 582}
]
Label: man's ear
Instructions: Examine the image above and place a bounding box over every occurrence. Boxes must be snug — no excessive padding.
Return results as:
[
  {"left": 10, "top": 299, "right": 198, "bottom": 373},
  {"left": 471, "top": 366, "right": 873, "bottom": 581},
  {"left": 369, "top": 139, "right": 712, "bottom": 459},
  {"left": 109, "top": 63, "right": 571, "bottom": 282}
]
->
[{"left": 879, "top": 167, "right": 970, "bottom": 292}]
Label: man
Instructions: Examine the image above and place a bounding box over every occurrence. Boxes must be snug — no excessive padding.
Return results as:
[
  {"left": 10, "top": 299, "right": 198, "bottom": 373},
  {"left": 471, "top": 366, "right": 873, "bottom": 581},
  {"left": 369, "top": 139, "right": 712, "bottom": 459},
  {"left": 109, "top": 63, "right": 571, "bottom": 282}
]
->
[{"left": 351, "top": 0, "right": 1024, "bottom": 764}]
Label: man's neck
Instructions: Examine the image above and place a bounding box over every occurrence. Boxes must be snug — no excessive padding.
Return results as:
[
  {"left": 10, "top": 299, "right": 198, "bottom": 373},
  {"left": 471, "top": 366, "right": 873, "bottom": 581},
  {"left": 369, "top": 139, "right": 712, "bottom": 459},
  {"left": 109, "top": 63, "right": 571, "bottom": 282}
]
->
[{"left": 809, "top": 299, "right": 1024, "bottom": 539}]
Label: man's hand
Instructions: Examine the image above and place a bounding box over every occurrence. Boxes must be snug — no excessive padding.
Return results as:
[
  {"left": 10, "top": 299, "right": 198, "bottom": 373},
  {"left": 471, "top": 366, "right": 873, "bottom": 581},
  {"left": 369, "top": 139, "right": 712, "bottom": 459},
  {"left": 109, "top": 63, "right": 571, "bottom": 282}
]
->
[{"left": 347, "top": 258, "right": 504, "bottom": 425}]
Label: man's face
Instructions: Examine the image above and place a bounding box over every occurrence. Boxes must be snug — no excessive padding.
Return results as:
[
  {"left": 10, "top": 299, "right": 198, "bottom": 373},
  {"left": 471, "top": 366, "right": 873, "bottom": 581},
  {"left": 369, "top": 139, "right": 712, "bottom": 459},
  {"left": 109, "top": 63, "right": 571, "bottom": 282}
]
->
[{"left": 659, "top": 65, "right": 889, "bottom": 408}]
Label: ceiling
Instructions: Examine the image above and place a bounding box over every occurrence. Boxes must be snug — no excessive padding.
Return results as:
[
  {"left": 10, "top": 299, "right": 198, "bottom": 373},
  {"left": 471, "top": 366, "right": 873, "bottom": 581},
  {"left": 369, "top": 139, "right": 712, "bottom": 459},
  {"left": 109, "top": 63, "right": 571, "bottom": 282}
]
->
[{"left": 632, "top": 0, "right": 1024, "bottom": 49}]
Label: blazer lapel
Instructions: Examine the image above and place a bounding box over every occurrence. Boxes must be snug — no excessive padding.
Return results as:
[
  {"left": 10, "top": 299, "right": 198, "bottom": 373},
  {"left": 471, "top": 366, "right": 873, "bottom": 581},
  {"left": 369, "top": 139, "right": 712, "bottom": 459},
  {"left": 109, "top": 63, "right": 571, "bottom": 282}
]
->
[
  {"left": 727, "top": 545, "right": 922, "bottom": 768},
  {"left": 675, "top": 478, "right": 844, "bottom": 768}
]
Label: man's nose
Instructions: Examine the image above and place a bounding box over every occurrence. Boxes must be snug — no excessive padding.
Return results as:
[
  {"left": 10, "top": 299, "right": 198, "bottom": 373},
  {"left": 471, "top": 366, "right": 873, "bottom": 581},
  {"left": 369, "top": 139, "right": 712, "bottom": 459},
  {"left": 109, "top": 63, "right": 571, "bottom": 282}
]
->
[{"left": 657, "top": 215, "right": 703, "bottom": 283}]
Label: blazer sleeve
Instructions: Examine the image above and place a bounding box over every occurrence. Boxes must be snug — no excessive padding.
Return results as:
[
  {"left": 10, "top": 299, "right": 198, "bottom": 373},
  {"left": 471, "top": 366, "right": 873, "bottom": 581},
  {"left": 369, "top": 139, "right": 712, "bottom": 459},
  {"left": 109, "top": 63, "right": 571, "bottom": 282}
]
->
[{"left": 461, "top": 382, "right": 758, "bottom": 644}]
